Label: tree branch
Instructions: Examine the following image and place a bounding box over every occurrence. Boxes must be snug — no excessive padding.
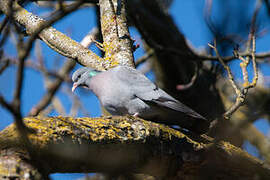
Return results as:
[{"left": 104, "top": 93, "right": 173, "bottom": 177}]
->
[
  {"left": 99, "top": 0, "right": 134, "bottom": 68},
  {"left": 196, "top": 51, "right": 270, "bottom": 62},
  {"left": 0, "top": 0, "right": 105, "bottom": 70},
  {"left": 0, "top": 116, "right": 270, "bottom": 179}
]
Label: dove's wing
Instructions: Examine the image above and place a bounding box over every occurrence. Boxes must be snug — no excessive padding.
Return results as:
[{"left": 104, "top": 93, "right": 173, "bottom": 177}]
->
[
  {"left": 112, "top": 66, "right": 159, "bottom": 100},
  {"left": 113, "top": 66, "right": 206, "bottom": 119}
]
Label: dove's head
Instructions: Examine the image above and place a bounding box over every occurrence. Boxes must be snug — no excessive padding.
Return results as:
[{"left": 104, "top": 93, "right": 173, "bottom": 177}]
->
[{"left": 72, "top": 67, "right": 100, "bottom": 92}]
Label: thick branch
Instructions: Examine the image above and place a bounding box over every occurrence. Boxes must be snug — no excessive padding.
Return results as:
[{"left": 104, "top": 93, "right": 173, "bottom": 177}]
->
[
  {"left": 0, "top": 0, "right": 105, "bottom": 70},
  {"left": 99, "top": 0, "right": 134, "bottom": 67},
  {"left": 0, "top": 116, "right": 269, "bottom": 179}
]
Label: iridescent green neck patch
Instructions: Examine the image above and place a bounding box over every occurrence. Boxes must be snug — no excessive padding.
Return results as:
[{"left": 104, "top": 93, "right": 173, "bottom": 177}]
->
[{"left": 89, "top": 71, "right": 97, "bottom": 77}]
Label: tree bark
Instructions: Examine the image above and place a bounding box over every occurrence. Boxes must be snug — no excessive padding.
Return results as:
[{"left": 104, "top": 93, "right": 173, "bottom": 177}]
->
[
  {"left": 99, "top": 0, "right": 134, "bottom": 68},
  {"left": 0, "top": 116, "right": 269, "bottom": 179}
]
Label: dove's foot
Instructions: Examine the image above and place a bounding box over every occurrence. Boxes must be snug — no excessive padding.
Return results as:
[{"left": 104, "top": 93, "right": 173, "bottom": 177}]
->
[{"left": 133, "top": 113, "right": 139, "bottom": 117}]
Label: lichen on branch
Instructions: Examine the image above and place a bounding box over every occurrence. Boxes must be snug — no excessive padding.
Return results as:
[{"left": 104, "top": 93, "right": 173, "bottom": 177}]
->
[{"left": 0, "top": 116, "right": 270, "bottom": 179}]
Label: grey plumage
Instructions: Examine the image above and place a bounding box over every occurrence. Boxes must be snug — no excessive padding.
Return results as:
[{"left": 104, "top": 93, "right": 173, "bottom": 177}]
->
[{"left": 72, "top": 66, "right": 209, "bottom": 134}]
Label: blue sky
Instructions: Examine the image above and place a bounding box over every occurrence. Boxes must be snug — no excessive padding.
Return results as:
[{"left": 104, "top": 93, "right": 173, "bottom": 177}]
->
[{"left": 1, "top": 1, "right": 270, "bottom": 179}]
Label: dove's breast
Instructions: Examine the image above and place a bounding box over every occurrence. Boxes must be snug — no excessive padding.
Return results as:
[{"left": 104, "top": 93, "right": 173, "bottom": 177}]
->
[{"left": 89, "top": 71, "right": 135, "bottom": 115}]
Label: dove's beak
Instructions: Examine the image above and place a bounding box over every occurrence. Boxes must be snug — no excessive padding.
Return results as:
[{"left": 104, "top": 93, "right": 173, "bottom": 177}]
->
[{"left": 72, "top": 83, "right": 78, "bottom": 92}]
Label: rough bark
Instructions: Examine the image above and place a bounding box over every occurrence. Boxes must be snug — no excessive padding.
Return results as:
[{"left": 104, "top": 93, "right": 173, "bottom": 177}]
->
[
  {"left": 0, "top": 116, "right": 270, "bottom": 179},
  {"left": 99, "top": 0, "right": 134, "bottom": 68}
]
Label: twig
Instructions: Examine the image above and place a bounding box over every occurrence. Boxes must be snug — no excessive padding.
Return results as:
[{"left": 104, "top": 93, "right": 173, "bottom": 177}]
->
[
  {"left": 80, "top": 27, "right": 98, "bottom": 48},
  {"left": 176, "top": 62, "right": 198, "bottom": 91},
  {"left": 0, "top": 16, "right": 9, "bottom": 33},
  {"left": 208, "top": 41, "right": 244, "bottom": 119},
  {"left": 208, "top": 1, "right": 259, "bottom": 119},
  {"left": 52, "top": 97, "right": 66, "bottom": 115},
  {"left": 0, "top": 18, "right": 10, "bottom": 47},
  {"left": 208, "top": 40, "right": 258, "bottom": 120},
  {"left": 250, "top": 34, "right": 258, "bottom": 87},
  {"left": 0, "top": 60, "right": 9, "bottom": 74},
  {"left": 4, "top": 58, "right": 71, "bottom": 82},
  {"left": 62, "top": 86, "right": 90, "bottom": 117},
  {"left": 196, "top": 51, "right": 270, "bottom": 62},
  {"left": 208, "top": 41, "right": 241, "bottom": 96},
  {"left": 12, "top": 27, "right": 25, "bottom": 111},
  {"left": 246, "top": 0, "right": 260, "bottom": 89},
  {"left": 0, "top": 94, "right": 17, "bottom": 115},
  {"left": 135, "top": 49, "right": 154, "bottom": 67}
]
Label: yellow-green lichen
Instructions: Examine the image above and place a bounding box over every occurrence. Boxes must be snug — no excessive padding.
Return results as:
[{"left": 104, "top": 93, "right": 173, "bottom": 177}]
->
[
  {"left": 0, "top": 163, "right": 10, "bottom": 176},
  {"left": 0, "top": 116, "right": 206, "bottom": 151}
]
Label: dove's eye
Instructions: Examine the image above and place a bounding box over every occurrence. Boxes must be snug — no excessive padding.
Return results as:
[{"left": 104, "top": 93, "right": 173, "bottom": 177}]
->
[
  {"left": 77, "top": 74, "right": 82, "bottom": 81},
  {"left": 74, "top": 74, "right": 82, "bottom": 83}
]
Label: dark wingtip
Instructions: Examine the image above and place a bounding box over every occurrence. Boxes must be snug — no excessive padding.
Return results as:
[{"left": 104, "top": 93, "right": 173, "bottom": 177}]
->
[{"left": 188, "top": 111, "right": 208, "bottom": 121}]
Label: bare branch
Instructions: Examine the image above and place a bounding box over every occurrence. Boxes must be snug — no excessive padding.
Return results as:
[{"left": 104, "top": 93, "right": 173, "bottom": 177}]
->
[
  {"left": 0, "top": 60, "right": 9, "bottom": 75},
  {"left": 208, "top": 41, "right": 241, "bottom": 95},
  {"left": 176, "top": 63, "right": 198, "bottom": 91},
  {"left": 0, "top": 16, "right": 9, "bottom": 33},
  {"left": 208, "top": 0, "right": 260, "bottom": 119},
  {"left": 209, "top": 41, "right": 246, "bottom": 119},
  {"left": 196, "top": 51, "right": 270, "bottom": 62},
  {"left": 0, "top": 94, "right": 15, "bottom": 115},
  {"left": 135, "top": 49, "right": 154, "bottom": 67}
]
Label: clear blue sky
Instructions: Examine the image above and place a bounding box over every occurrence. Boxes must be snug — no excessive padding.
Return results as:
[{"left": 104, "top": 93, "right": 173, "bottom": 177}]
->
[{"left": 1, "top": 1, "right": 270, "bottom": 179}]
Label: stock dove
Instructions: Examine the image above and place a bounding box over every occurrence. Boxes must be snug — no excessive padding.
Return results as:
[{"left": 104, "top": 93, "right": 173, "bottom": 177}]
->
[{"left": 72, "top": 66, "right": 209, "bottom": 134}]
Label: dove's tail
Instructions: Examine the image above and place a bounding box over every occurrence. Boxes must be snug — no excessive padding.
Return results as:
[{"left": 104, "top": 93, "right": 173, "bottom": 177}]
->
[
  {"left": 150, "top": 99, "right": 209, "bottom": 134},
  {"left": 153, "top": 99, "right": 207, "bottom": 119}
]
